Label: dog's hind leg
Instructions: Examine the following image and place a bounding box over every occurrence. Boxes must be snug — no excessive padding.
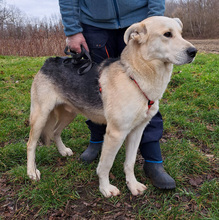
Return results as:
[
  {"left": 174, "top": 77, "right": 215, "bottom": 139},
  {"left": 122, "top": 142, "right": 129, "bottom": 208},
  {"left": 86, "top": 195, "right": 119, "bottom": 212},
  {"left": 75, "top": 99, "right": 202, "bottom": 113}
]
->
[
  {"left": 27, "top": 104, "right": 54, "bottom": 181},
  {"left": 53, "top": 105, "right": 76, "bottom": 156},
  {"left": 124, "top": 122, "right": 147, "bottom": 196},
  {"left": 97, "top": 124, "right": 127, "bottom": 197},
  {"left": 40, "top": 110, "right": 56, "bottom": 146}
]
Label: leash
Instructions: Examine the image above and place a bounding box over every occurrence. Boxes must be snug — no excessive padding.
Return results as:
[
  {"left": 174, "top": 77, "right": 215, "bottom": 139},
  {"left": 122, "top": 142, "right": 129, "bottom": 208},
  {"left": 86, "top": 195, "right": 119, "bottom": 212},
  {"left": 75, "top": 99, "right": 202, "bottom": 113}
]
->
[{"left": 63, "top": 45, "right": 93, "bottom": 75}]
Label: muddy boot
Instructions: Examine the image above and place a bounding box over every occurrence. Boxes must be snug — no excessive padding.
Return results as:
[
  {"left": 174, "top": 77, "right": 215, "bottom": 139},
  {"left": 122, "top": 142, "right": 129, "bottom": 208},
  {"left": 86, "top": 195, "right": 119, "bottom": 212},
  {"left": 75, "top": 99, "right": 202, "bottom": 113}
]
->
[
  {"left": 143, "top": 162, "right": 176, "bottom": 189},
  {"left": 80, "top": 141, "right": 102, "bottom": 164}
]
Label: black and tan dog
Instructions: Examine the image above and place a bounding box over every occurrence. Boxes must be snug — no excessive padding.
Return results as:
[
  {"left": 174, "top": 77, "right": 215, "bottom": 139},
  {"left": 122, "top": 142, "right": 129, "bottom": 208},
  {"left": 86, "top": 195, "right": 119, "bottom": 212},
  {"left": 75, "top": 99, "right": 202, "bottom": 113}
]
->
[{"left": 27, "top": 16, "right": 197, "bottom": 197}]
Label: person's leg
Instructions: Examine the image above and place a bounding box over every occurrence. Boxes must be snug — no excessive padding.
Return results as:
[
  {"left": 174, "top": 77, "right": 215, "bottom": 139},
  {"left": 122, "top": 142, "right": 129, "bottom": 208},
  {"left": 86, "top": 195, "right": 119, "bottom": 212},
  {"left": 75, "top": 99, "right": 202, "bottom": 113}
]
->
[
  {"left": 80, "top": 24, "right": 118, "bottom": 163},
  {"left": 139, "top": 112, "right": 163, "bottom": 163},
  {"left": 139, "top": 112, "right": 175, "bottom": 189}
]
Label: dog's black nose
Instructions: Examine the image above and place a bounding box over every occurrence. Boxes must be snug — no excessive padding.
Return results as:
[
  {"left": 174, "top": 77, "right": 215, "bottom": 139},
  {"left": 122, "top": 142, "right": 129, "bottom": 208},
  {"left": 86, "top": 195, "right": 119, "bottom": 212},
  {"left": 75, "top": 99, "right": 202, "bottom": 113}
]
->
[{"left": 187, "top": 47, "right": 197, "bottom": 58}]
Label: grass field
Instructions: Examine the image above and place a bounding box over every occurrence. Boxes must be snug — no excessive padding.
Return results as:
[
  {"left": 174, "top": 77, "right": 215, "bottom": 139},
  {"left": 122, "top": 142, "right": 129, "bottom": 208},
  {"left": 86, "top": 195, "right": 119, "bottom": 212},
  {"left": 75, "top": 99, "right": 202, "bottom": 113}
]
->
[{"left": 0, "top": 53, "right": 218, "bottom": 219}]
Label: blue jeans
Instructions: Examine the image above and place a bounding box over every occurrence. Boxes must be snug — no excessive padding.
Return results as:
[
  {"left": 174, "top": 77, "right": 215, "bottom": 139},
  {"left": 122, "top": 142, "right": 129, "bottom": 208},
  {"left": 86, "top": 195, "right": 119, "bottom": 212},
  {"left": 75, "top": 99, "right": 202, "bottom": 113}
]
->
[{"left": 82, "top": 23, "right": 163, "bottom": 162}]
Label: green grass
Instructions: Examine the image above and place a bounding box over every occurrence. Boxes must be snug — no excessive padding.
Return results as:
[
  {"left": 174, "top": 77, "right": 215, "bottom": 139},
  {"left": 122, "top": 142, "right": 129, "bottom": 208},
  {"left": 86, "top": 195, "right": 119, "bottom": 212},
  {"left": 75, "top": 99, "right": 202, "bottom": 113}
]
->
[{"left": 0, "top": 53, "right": 218, "bottom": 219}]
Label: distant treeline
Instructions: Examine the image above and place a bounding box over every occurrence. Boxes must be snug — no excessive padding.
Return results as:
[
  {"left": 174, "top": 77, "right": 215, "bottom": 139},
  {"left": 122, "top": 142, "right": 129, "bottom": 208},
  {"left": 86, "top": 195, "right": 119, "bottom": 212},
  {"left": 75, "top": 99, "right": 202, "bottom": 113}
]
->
[
  {"left": 0, "top": 0, "right": 218, "bottom": 56},
  {"left": 165, "top": 0, "right": 219, "bottom": 39}
]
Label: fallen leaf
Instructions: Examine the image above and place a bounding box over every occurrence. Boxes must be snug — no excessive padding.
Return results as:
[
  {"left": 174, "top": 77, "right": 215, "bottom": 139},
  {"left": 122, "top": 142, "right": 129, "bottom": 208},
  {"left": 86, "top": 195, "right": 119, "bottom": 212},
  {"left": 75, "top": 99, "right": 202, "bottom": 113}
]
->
[
  {"left": 205, "top": 154, "right": 214, "bottom": 158},
  {"left": 109, "top": 172, "right": 116, "bottom": 180},
  {"left": 206, "top": 125, "right": 215, "bottom": 131},
  {"left": 189, "top": 177, "right": 203, "bottom": 186}
]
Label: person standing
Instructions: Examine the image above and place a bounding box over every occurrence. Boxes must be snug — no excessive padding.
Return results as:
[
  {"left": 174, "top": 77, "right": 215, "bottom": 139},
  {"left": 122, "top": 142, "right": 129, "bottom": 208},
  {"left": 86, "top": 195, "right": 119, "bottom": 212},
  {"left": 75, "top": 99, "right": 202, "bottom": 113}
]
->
[{"left": 59, "top": 0, "right": 176, "bottom": 189}]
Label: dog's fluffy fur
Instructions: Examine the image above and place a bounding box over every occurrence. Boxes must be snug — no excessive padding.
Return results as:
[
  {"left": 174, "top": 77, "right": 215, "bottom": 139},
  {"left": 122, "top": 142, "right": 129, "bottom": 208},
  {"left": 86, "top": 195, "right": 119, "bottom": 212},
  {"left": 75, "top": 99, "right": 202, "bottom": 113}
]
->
[{"left": 27, "top": 16, "right": 197, "bottom": 197}]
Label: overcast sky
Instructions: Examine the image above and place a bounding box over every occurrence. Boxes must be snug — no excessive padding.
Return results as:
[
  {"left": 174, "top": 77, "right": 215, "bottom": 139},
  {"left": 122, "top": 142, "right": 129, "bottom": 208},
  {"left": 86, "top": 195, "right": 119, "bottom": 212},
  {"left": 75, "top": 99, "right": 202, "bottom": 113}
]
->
[{"left": 6, "top": 0, "right": 61, "bottom": 19}]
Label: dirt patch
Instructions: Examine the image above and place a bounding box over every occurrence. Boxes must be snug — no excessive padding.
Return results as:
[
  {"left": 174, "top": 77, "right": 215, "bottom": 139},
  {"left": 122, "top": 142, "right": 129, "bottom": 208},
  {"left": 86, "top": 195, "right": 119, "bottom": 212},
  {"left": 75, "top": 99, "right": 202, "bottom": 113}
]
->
[{"left": 188, "top": 39, "right": 219, "bottom": 54}]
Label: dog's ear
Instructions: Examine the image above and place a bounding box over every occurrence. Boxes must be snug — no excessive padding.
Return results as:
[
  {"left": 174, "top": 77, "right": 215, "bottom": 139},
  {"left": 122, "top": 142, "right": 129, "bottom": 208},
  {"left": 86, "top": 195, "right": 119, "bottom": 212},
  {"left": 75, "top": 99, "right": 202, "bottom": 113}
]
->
[
  {"left": 173, "top": 18, "right": 183, "bottom": 29},
  {"left": 124, "top": 22, "right": 147, "bottom": 44}
]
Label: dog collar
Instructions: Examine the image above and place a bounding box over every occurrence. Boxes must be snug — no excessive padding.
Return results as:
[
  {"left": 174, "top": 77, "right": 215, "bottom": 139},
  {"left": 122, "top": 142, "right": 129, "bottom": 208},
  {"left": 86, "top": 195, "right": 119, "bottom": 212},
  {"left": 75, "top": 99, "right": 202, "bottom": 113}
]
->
[{"left": 129, "top": 76, "right": 154, "bottom": 110}]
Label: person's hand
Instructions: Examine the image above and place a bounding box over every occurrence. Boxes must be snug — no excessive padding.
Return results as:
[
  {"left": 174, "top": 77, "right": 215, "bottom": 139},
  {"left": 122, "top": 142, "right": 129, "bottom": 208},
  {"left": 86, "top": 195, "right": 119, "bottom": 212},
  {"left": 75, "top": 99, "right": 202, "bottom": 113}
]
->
[{"left": 66, "top": 33, "right": 89, "bottom": 53}]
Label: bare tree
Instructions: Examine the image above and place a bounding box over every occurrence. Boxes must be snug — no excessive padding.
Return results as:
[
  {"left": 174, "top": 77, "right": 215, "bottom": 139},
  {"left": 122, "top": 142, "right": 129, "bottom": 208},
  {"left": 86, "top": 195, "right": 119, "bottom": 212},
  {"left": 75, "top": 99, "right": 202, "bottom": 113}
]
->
[
  {"left": 0, "top": 0, "right": 26, "bottom": 38},
  {"left": 165, "top": 0, "right": 219, "bottom": 38}
]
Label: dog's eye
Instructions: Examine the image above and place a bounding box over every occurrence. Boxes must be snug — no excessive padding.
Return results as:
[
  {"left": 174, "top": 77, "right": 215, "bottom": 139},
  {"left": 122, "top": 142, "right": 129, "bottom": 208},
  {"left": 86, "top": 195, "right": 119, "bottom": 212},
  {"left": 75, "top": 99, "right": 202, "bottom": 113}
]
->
[{"left": 164, "top": 32, "right": 172, "bottom": 38}]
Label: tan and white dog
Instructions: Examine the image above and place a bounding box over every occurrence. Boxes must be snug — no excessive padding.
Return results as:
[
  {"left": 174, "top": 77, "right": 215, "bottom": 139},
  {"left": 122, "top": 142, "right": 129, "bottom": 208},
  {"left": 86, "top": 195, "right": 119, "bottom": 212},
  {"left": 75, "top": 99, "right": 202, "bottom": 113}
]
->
[{"left": 27, "top": 16, "right": 197, "bottom": 197}]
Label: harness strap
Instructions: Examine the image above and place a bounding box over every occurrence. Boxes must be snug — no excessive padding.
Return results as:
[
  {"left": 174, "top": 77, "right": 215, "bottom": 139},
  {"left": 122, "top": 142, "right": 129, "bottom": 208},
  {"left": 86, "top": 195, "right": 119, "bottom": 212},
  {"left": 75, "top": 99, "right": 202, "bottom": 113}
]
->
[
  {"left": 129, "top": 76, "right": 154, "bottom": 110},
  {"left": 99, "top": 76, "right": 154, "bottom": 110}
]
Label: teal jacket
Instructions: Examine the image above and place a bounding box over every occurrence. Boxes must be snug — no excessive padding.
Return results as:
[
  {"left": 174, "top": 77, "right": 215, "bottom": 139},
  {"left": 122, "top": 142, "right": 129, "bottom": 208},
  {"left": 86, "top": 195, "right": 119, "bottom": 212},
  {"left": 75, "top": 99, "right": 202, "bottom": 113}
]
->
[{"left": 59, "top": 0, "right": 165, "bottom": 36}]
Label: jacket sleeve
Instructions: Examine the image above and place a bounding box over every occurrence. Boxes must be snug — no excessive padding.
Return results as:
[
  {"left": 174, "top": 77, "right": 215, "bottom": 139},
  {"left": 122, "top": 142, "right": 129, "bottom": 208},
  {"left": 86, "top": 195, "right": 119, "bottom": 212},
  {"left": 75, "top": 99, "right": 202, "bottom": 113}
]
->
[
  {"left": 59, "top": 0, "right": 83, "bottom": 36},
  {"left": 147, "top": 0, "right": 165, "bottom": 17}
]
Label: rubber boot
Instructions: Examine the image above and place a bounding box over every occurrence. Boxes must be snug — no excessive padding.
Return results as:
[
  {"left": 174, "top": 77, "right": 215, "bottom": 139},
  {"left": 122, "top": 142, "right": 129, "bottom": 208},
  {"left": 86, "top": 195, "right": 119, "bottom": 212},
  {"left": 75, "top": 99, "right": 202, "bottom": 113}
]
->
[
  {"left": 80, "top": 141, "right": 102, "bottom": 164},
  {"left": 143, "top": 162, "right": 176, "bottom": 189}
]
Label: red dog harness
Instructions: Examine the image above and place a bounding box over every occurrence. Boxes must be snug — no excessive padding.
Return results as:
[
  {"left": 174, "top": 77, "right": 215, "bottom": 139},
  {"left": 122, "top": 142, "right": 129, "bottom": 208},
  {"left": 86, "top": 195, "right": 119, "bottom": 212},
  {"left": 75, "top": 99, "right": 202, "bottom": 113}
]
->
[
  {"left": 99, "top": 76, "right": 154, "bottom": 110},
  {"left": 129, "top": 76, "right": 154, "bottom": 110}
]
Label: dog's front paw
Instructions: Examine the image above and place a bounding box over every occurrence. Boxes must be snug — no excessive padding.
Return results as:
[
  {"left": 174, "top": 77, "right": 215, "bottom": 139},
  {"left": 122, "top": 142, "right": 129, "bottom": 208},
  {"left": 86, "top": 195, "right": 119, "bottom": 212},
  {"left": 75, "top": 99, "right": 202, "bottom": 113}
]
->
[
  {"left": 27, "top": 169, "right": 41, "bottom": 181},
  {"left": 59, "top": 147, "right": 73, "bottom": 156},
  {"left": 100, "top": 184, "right": 120, "bottom": 198},
  {"left": 127, "top": 181, "right": 147, "bottom": 196}
]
